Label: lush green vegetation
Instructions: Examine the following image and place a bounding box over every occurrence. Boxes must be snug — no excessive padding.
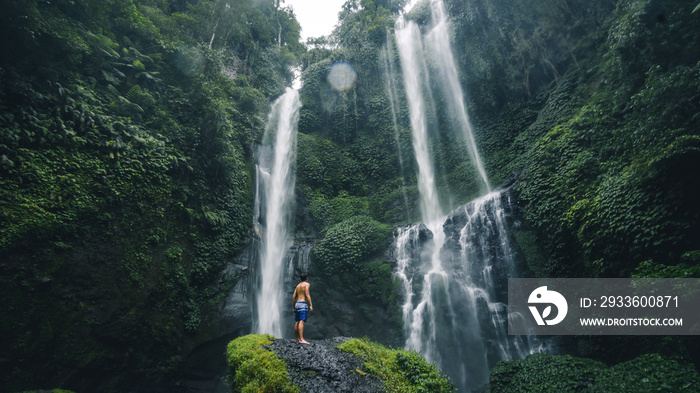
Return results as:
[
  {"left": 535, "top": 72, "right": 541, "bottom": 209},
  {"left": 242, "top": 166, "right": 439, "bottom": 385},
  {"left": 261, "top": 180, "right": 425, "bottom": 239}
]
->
[
  {"left": 309, "top": 216, "right": 402, "bottom": 343},
  {"left": 0, "top": 0, "right": 302, "bottom": 390},
  {"left": 226, "top": 334, "right": 298, "bottom": 393},
  {"left": 337, "top": 337, "right": 455, "bottom": 393},
  {"left": 448, "top": 0, "right": 700, "bottom": 280},
  {"left": 313, "top": 216, "right": 392, "bottom": 275},
  {"left": 3, "top": 0, "right": 700, "bottom": 390},
  {"left": 488, "top": 352, "right": 700, "bottom": 392},
  {"left": 443, "top": 0, "right": 700, "bottom": 379}
]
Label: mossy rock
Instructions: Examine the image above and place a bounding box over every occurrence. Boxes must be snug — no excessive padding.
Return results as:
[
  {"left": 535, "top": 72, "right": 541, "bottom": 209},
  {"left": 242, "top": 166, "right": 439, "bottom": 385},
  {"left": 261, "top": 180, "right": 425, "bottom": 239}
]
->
[
  {"left": 226, "top": 334, "right": 298, "bottom": 393},
  {"left": 226, "top": 335, "right": 454, "bottom": 393},
  {"left": 337, "top": 338, "right": 454, "bottom": 393}
]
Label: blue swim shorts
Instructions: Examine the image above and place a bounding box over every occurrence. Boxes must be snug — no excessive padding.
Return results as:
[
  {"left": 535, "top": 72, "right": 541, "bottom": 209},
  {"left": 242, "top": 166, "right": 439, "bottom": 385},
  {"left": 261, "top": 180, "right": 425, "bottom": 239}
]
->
[{"left": 294, "top": 301, "right": 309, "bottom": 322}]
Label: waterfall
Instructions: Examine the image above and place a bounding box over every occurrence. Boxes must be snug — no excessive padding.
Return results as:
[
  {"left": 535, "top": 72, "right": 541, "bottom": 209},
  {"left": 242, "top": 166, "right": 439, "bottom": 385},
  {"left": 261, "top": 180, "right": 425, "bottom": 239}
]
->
[
  {"left": 394, "top": 189, "right": 543, "bottom": 392},
  {"left": 253, "top": 88, "right": 301, "bottom": 337},
  {"left": 380, "top": 32, "right": 411, "bottom": 219},
  {"left": 393, "top": 1, "right": 540, "bottom": 391},
  {"left": 395, "top": 16, "right": 450, "bottom": 363},
  {"left": 424, "top": 0, "right": 491, "bottom": 192}
]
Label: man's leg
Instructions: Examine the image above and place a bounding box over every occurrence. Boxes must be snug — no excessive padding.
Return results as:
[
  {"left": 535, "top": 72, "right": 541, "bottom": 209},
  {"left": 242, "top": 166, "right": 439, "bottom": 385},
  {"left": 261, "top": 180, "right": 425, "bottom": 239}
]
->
[
  {"left": 294, "top": 321, "right": 300, "bottom": 342},
  {"left": 298, "top": 320, "right": 309, "bottom": 344}
]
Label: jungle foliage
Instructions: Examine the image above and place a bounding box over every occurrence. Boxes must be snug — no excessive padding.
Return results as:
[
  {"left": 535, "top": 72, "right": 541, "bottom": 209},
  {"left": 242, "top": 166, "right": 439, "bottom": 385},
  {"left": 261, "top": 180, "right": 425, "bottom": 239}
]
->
[
  {"left": 442, "top": 0, "right": 700, "bottom": 377},
  {"left": 226, "top": 334, "right": 298, "bottom": 393},
  {"left": 512, "top": 0, "right": 700, "bottom": 278},
  {"left": 0, "top": 0, "right": 302, "bottom": 391},
  {"left": 3, "top": 0, "right": 700, "bottom": 390},
  {"left": 294, "top": 0, "right": 700, "bottom": 378},
  {"left": 441, "top": 0, "right": 700, "bottom": 280},
  {"left": 488, "top": 352, "right": 700, "bottom": 393}
]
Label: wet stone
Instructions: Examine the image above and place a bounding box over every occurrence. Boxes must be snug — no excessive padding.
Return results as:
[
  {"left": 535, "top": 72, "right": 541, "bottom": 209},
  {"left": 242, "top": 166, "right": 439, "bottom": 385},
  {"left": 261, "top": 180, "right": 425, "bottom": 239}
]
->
[{"left": 264, "top": 337, "right": 384, "bottom": 393}]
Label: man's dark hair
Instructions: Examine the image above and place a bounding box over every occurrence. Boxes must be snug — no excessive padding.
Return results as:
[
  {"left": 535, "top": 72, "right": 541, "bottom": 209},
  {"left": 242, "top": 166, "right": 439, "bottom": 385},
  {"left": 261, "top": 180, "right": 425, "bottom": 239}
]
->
[{"left": 300, "top": 272, "right": 307, "bottom": 281}]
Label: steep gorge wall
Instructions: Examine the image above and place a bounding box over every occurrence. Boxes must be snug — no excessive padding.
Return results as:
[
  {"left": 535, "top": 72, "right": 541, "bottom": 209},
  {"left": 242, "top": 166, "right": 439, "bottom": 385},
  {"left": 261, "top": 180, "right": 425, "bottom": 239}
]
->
[{"left": 0, "top": 1, "right": 302, "bottom": 391}]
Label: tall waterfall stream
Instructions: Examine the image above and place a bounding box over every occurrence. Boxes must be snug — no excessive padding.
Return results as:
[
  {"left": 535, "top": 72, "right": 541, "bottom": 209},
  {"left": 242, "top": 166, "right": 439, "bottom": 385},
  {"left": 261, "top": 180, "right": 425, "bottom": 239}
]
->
[
  {"left": 392, "top": 1, "right": 543, "bottom": 391},
  {"left": 252, "top": 88, "right": 301, "bottom": 337}
]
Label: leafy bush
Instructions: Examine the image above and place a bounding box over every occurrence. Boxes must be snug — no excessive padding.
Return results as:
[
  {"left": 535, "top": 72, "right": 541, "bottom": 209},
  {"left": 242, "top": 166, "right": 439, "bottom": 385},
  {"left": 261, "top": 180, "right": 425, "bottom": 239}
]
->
[
  {"left": 312, "top": 216, "right": 392, "bottom": 275},
  {"left": 488, "top": 353, "right": 602, "bottom": 392},
  {"left": 588, "top": 353, "right": 700, "bottom": 392},
  {"left": 487, "top": 352, "right": 700, "bottom": 393},
  {"left": 337, "top": 338, "right": 454, "bottom": 393},
  {"left": 308, "top": 192, "right": 371, "bottom": 234},
  {"left": 633, "top": 251, "right": 700, "bottom": 278},
  {"left": 296, "top": 132, "right": 367, "bottom": 196},
  {"left": 226, "top": 334, "right": 298, "bottom": 393}
]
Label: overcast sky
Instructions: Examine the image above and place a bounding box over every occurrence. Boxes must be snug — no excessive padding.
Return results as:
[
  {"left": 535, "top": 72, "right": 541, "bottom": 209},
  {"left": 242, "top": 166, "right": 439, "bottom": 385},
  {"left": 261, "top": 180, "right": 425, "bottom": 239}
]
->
[{"left": 286, "top": 0, "right": 422, "bottom": 42}]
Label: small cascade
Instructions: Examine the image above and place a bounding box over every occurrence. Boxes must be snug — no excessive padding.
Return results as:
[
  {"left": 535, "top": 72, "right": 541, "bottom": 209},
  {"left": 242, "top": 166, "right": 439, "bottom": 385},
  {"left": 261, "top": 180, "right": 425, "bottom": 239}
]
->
[
  {"left": 252, "top": 88, "right": 301, "bottom": 337},
  {"left": 394, "top": 187, "right": 543, "bottom": 392}
]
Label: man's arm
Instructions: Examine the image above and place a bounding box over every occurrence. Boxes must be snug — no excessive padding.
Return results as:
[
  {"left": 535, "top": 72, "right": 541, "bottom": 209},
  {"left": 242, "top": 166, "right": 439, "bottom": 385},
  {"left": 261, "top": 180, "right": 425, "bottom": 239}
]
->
[{"left": 304, "top": 284, "right": 313, "bottom": 311}]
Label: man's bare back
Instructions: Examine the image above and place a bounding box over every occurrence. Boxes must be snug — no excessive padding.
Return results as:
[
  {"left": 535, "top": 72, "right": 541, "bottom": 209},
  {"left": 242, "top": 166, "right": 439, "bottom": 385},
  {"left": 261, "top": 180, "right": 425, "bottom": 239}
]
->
[{"left": 294, "top": 282, "right": 311, "bottom": 303}]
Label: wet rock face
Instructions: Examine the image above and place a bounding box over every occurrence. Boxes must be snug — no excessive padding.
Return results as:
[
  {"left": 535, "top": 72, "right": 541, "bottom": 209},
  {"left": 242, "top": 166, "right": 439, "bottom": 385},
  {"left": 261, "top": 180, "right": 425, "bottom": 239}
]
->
[{"left": 265, "top": 337, "right": 383, "bottom": 393}]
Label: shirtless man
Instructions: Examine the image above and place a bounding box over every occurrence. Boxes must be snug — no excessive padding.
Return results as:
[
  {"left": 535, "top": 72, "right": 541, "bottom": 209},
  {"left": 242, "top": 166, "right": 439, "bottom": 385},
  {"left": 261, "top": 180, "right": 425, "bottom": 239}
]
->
[{"left": 292, "top": 272, "right": 313, "bottom": 344}]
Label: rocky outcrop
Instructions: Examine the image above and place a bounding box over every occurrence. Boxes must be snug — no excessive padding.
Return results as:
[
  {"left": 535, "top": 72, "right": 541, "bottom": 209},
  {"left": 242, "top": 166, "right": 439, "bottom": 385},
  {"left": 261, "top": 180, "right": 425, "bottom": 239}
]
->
[
  {"left": 265, "top": 337, "right": 383, "bottom": 393},
  {"left": 226, "top": 335, "right": 454, "bottom": 393}
]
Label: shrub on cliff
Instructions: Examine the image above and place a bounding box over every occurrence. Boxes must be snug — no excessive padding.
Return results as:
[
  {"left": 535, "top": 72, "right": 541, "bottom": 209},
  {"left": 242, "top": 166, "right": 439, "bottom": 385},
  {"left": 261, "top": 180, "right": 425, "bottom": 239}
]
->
[
  {"left": 487, "top": 352, "right": 700, "bottom": 392},
  {"left": 337, "top": 338, "right": 455, "bottom": 393},
  {"left": 312, "top": 216, "right": 392, "bottom": 275}
]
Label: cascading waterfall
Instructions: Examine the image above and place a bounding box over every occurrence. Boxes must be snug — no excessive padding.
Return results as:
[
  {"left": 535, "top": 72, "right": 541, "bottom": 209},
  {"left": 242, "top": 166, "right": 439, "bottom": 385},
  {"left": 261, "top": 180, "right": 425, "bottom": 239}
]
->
[
  {"left": 253, "top": 88, "right": 301, "bottom": 337},
  {"left": 393, "top": 1, "right": 541, "bottom": 391},
  {"left": 394, "top": 189, "right": 543, "bottom": 392},
  {"left": 380, "top": 32, "right": 411, "bottom": 218},
  {"left": 424, "top": 0, "right": 490, "bottom": 192},
  {"left": 395, "top": 15, "right": 449, "bottom": 363}
]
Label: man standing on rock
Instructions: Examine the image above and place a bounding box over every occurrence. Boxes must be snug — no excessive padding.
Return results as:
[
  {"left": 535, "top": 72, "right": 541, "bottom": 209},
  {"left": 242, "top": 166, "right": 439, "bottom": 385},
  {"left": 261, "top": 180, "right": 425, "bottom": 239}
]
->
[{"left": 292, "top": 272, "right": 313, "bottom": 344}]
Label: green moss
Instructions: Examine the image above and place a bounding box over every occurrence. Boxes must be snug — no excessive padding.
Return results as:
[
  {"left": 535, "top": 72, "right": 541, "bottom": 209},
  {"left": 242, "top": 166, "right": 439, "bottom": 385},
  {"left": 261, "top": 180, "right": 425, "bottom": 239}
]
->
[
  {"left": 337, "top": 338, "right": 454, "bottom": 393},
  {"left": 590, "top": 353, "right": 700, "bottom": 392},
  {"left": 226, "top": 334, "right": 298, "bottom": 393},
  {"left": 513, "top": 230, "right": 548, "bottom": 278}
]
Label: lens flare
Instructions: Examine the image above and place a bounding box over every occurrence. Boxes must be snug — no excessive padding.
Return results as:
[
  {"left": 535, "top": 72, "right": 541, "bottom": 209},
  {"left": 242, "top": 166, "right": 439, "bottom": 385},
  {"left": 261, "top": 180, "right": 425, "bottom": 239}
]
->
[
  {"left": 326, "top": 62, "right": 356, "bottom": 91},
  {"left": 174, "top": 47, "right": 205, "bottom": 76}
]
